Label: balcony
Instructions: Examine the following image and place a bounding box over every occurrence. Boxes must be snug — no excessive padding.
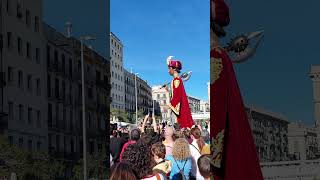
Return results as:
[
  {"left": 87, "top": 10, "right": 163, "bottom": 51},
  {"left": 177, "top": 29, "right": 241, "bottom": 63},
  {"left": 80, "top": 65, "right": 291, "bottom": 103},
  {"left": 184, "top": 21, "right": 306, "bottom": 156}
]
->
[
  {"left": 63, "top": 95, "right": 72, "bottom": 106},
  {"left": 72, "top": 71, "right": 82, "bottom": 81},
  {"left": 47, "top": 62, "right": 59, "bottom": 72},
  {"left": 97, "top": 103, "right": 107, "bottom": 113},
  {"left": 87, "top": 98, "right": 97, "bottom": 110},
  {"left": 96, "top": 79, "right": 111, "bottom": 90},
  {"left": 0, "top": 113, "right": 8, "bottom": 132}
]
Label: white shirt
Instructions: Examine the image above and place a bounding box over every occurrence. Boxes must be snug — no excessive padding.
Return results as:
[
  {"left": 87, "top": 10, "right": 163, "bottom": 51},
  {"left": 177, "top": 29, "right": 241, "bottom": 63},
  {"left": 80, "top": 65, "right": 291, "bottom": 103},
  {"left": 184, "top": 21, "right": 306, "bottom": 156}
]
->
[{"left": 189, "top": 140, "right": 204, "bottom": 180}]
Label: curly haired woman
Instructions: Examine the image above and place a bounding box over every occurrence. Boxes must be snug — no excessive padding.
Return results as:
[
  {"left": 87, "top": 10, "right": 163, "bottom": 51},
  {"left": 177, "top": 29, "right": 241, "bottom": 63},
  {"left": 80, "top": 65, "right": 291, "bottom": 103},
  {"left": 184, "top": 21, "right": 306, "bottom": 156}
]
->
[
  {"left": 122, "top": 143, "right": 166, "bottom": 180},
  {"left": 165, "top": 138, "right": 192, "bottom": 180}
]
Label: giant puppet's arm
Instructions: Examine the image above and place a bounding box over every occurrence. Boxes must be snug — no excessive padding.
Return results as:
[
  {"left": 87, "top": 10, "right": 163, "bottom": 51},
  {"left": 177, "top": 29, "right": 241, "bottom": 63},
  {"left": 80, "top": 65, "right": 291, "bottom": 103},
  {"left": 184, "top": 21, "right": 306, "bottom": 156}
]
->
[{"left": 168, "top": 79, "right": 182, "bottom": 116}]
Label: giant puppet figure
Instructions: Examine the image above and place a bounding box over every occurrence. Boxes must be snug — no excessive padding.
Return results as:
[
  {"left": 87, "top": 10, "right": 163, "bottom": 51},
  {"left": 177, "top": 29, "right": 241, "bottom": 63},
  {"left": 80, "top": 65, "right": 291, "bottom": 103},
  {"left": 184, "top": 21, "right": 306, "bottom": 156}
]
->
[
  {"left": 210, "top": 0, "right": 264, "bottom": 179},
  {"left": 166, "top": 56, "right": 194, "bottom": 129}
]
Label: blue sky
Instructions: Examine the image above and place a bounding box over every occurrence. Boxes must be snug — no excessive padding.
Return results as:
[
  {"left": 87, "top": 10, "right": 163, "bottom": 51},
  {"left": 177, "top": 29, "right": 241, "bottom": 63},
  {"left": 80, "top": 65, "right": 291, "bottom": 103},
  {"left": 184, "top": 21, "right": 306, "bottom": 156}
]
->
[
  {"left": 43, "top": 0, "right": 319, "bottom": 124},
  {"left": 227, "top": 0, "right": 320, "bottom": 125},
  {"left": 43, "top": 0, "right": 108, "bottom": 58},
  {"left": 111, "top": 0, "right": 210, "bottom": 101}
]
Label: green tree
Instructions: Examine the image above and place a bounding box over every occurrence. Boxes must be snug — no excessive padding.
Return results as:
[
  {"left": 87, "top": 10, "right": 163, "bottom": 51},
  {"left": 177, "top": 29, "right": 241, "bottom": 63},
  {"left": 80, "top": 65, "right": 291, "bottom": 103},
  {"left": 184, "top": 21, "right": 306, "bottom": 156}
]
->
[
  {"left": 0, "top": 135, "right": 65, "bottom": 179},
  {"left": 72, "top": 148, "right": 108, "bottom": 180},
  {"left": 110, "top": 108, "right": 130, "bottom": 123}
]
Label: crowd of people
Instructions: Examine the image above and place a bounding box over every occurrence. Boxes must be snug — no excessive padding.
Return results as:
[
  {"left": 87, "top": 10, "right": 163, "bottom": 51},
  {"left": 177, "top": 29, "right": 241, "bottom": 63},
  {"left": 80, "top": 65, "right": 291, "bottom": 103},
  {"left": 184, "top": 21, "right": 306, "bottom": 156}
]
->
[{"left": 110, "top": 114, "right": 211, "bottom": 180}]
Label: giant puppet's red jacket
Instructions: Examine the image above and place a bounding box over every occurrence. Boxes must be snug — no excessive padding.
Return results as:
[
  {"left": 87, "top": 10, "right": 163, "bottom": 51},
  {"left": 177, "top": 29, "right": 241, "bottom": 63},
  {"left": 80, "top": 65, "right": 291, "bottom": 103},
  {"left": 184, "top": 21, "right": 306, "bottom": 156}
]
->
[
  {"left": 210, "top": 47, "right": 263, "bottom": 180},
  {"left": 169, "top": 76, "right": 194, "bottom": 129}
]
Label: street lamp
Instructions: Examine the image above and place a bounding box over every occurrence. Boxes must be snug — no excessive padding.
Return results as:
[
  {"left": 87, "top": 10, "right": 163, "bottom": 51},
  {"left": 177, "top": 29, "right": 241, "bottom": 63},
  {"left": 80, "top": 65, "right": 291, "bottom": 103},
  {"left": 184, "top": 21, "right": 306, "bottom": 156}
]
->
[
  {"left": 134, "top": 73, "right": 139, "bottom": 126},
  {"left": 80, "top": 35, "right": 96, "bottom": 180}
]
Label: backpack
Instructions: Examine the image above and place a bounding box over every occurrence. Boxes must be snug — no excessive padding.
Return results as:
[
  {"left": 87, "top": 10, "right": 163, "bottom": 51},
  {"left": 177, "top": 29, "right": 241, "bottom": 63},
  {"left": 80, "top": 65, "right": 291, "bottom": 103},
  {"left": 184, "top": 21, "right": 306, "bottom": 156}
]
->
[{"left": 173, "top": 158, "right": 187, "bottom": 180}]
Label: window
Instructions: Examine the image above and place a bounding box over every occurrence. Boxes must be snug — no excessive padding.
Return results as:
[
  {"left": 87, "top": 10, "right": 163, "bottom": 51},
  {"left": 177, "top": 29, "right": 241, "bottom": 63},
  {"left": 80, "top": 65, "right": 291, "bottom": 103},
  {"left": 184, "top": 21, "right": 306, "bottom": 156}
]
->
[
  {"left": 70, "top": 139, "right": 74, "bottom": 153},
  {"left": 56, "top": 104, "right": 59, "bottom": 128},
  {"left": 88, "top": 112, "right": 92, "bottom": 128},
  {"left": 88, "top": 87, "right": 93, "bottom": 98},
  {"left": 69, "top": 58, "right": 72, "bottom": 76},
  {"left": 19, "top": 138, "right": 23, "bottom": 148},
  {"left": 28, "top": 140, "right": 32, "bottom": 151},
  {"left": 28, "top": 107, "right": 32, "bottom": 124},
  {"left": 9, "top": 136, "right": 13, "bottom": 145},
  {"left": 26, "top": 42, "right": 31, "bottom": 58},
  {"left": 7, "top": 32, "right": 12, "bottom": 48},
  {"left": 19, "top": 104, "right": 23, "bottom": 121},
  {"left": 46, "top": 45, "right": 50, "bottom": 64},
  {"left": 26, "top": 10, "right": 30, "bottom": 26},
  {"left": 48, "top": 103, "right": 52, "bottom": 127},
  {"left": 6, "top": 0, "right": 10, "bottom": 14},
  {"left": 47, "top": 75, "right": 51, "bottom": 97},
  {"left": 7, "top": 67, "right": 13, "bottom": 83},
  {"left": 63, "top": 108, "right": 66, "bottom": 130},
  {"left": 8, "top": 101, "right": 13, "bottom": 120},
  {"left": 16, "top": 3, "right": 22, "bottom": 19},
  {"left": 37, "top": 141, "right": 41, "bottom": 151},
  {"left": 61, "top": 54, "right": 65, "bottom": 73},
  {"left": 54, "top": 50, "right": 58, "bottom": 65},
  {"left": 27, "top": 74, "right": 32, "bottom": 91},
  {"left": 70, "top": 110, "right": 73, "bottom": 131},
  {"left": 36, "top": 78, "right": 40, "bottom": 96},
  {"left": 18, "top": 71, "right": 23, "bottom": 88},
  {"left": 55, "top": 78, "right": 59, "bottom": 98},
  {"left": 35, "top": 48, "right": 40, "bottom": 63},
  {"left": 56, "top": 135, "right": 60, "bottom": 152},
  {"left": 34, "top": 16, "right": 39, "bottom": 32},
  {"left": 17, "top": 37, "right": 22, "bottom": 54},
  {"left": 36, "top": 110, "right": 41, "bottom": 128}
]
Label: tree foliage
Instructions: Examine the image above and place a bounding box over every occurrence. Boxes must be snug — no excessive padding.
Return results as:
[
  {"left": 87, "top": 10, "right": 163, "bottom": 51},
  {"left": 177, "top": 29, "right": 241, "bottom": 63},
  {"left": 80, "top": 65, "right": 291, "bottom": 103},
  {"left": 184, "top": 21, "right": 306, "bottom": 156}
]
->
[
  {"left": 0, "top": 135, "right": 65, "bottom": 179},
  {"left": 72, "top": 148, "right": 108, "bottom": 180}
]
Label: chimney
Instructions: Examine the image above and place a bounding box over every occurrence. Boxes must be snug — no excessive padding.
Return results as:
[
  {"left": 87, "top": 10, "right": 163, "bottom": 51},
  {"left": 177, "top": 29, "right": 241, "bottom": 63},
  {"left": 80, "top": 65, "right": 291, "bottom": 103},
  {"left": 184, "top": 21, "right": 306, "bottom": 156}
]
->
[{"left": 65, "top": 21, "right": 72, "bottom": 38}]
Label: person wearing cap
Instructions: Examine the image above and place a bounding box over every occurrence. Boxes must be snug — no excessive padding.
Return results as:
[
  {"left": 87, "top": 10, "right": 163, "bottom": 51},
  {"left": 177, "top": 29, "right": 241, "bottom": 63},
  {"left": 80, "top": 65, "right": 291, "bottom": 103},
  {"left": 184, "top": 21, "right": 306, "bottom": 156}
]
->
[
  {"left": 210, "top": 0, "right": 263, "bottom": 180},
  {"left": 166, "top": 56, "right": 194, "bottom": 129}
]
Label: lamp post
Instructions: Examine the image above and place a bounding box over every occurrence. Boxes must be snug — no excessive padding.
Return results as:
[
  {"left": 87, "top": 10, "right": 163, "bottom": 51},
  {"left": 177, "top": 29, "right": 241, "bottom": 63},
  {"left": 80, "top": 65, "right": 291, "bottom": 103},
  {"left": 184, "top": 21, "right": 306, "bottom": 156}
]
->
[
  {"left": 134, "top": 73, "right": 139, "bottom": 126},
  {"left": 80, "top": 36, "right": 96, "bottom": 180}
]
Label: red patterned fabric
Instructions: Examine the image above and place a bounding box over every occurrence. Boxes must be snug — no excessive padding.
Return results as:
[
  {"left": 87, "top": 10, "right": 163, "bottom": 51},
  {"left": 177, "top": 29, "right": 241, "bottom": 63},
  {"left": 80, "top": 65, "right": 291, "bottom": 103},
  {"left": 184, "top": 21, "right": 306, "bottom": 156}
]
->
[
  {"left": 210, "top": 47, "right": 263, "bottom": 180},
  {"left": 169, "top": 77, "right": 194, "bottom": 128}
]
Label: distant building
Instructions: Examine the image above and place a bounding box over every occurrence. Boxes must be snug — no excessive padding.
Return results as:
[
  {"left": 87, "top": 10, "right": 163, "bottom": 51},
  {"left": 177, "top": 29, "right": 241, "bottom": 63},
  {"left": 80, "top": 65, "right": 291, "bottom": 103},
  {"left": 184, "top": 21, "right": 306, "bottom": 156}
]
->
[
  {"left": 288, "top": 122, "right": 319, "bottom": 160},
  {"left": 152, "top": 86, "right": 172, "bottom": 122},
  {"left": 44, "top": 23, "right": 110, "bottom": 175},
  {"left": 246, "top": 106, "right": 289, "bottom": 162},
  {"left": 187, "top": 96, "right": 201, "bottom": 113},
  {"left": 110, "top": 32, "right": 125, "bottom": 110},
  {"left": 200, "top": 100, "right": 209, "bottom": 112},
  {"left": 136, "top": 76, "right": 152, "bottom": 114},
  {"left": 124, "top": 69, "right": 135, "bottom": 118}
]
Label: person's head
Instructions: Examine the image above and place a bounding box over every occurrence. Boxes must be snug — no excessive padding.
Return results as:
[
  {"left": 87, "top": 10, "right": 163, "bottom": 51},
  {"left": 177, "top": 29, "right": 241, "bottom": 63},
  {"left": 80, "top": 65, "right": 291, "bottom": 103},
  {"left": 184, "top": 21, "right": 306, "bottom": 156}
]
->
[
  {"left": 197, "top": 155, "right": 212, "bottom": 179},
  {"left": 191, "top": 127, "right": 205, "bottom": 151},
  {"left": 122, "top": 143, "right": 156, "bottom": 179},
  {"left": 130, "top": 129, "right": 141, "bottom": 141},
  {"left": 112, "top": 130, "right": 118, "bottom": 137},
  {"left": 173, "top": 123, "right": 180, "bottom": 131},
  {"left": 151, "top": 142, "right": 166, "bottom": 161},
  {"left": 210, "top": 0, "right": 230, "bottom": 38},
  {"left": 167, "top": 57, "right": 182, "bottom": 75},
  {"left": 174, "top": 130, "right": 185, "bottom": 140},
  {"left": 164, "top": 126, "right": 174, "bottom": 139},
  {"left": 110, "top": 162, "right": 137, "bottom": 180},
  {"left": 172, "top": 138, "right": 191, "bottom": 160},
  {"left": 138, "top": 134, "right": 153, "bottom": 146}
]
